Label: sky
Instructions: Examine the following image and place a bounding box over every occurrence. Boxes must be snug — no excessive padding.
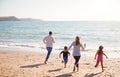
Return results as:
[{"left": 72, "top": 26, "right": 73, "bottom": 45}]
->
[{"left": 0, "top": 0, "right": 120, "bottom": 21}]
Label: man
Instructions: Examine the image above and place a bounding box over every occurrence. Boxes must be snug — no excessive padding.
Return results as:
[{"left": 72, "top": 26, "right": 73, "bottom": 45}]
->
[{"left": 43, "top": 31, "right": 55, "bottom": 64}]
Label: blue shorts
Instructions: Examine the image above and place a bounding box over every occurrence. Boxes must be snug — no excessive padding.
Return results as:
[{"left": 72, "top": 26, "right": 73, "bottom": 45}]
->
[{"left": 63, "top": 57, "right": 68, "bottom": 62}]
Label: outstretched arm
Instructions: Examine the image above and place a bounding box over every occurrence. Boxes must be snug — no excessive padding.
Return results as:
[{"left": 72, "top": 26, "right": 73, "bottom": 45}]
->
[
  {"left": 84, "top": 43, "right": 86, "bottom": 49},
  {"left": 68, "top": 42, "right": 73, "bottom": 50},
  {"left": 59, "top": 52, "right": 62, "bottom": 58},
  {"left": 80, "top": 43, "right": 84, "bottom": 50},
  {"left": 59, "top": 53, "right": 61, "bottom": 58},
  {"left": 94, "top": 51, "right": 98, "bottom": 59},
  {"left": 43, "top": 37, "right": 46, "bottom": 44},
  {"left": 68, "top": 52, "right": 70, "bottom": 56},
  {"left": 52, "top": 37, "right": 55, "bottom": 43},
  {"left": 103, "top": 52, "right": 108, "bottom": 59}
]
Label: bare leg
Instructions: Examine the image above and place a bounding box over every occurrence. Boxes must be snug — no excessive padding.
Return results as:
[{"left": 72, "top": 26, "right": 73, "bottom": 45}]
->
[
  {"left": 95, "top": 60, "right": 99, "bottom": 67},
  {"left": 73, "top": 66, "right": 75, "bottom": 72},
  {"left": 64, "top": 62, "right": 67, "bottom": 68},
  {"left": 76, "top": 64, "right": 79, "bottom": 71},
  {"left": 101, "top": 60, "right": 104, "bottom": 72},
  {"left": 77, "top": 67, "right": 79, "bottom": 71},
  {"left": 44, "top": 60, "right": 47, "bottom": 64}
]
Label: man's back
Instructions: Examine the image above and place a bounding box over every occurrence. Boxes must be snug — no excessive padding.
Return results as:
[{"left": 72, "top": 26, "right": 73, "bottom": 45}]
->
[{"left": 43, "top": 35, "right": 54, "bottom": 47}]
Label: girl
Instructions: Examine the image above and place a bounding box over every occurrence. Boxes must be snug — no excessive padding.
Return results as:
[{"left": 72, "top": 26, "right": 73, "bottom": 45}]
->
[{"left": 94, "top": 45, "right": 108, "bottom": 72}]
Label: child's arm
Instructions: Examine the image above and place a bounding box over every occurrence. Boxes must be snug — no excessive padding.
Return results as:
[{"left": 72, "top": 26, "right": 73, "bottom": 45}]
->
[
  {"left": 94, "top": 51, "right": 98, "bottom": 59},
  {"left": 68, "top": 52, "right": 70, "bottom": 56},
  {"left": 59, "top": 53, "right": 61, "bottom": 58},
  {"left": 103, "top": 52, "right": 108, "bottom": 59},
  {"left": 59, "top": 52, "right": 62, "bottom": 58}
]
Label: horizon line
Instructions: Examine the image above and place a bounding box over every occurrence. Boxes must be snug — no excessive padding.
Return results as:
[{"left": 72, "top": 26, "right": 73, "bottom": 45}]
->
[{"left": 0, "top": 16, "right": 120, "bottom": 22}]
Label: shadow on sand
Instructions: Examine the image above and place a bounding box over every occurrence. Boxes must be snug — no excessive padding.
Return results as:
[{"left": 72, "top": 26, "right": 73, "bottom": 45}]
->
[
  {"left": 48, "top": 68, "right": 63, "bottom": 72},
  {"left": 56, "top": 72, "right": 74, "bottom": 77},
  {"left": 84, "top": 72, "right": 102, "bottom": 77},
  {"left": 20, "top": 63, "right": 45, "bottom": 68}
]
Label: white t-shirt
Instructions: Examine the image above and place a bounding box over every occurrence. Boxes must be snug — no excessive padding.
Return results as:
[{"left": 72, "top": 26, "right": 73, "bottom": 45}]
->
[
  {"left": 69, "top": 41, "right": 81, "bottom": 56},
  {"left": 43, "top": 35, "right": 55, "bottom": 47}
]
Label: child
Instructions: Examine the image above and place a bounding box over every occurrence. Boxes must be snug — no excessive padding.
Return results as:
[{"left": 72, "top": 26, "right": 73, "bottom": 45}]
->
[
  {"left": 59, "top": 46, "right": 70, "bottom": 68},
  {"left": 94, "top": 45, "right": 108, "bottom": 72}
]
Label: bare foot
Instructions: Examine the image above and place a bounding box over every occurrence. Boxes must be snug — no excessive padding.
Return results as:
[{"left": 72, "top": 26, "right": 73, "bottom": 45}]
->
[
  {"left": 102, "top": 69, "right": 104, "bottom": 72},
  {"left": 44, "top": 61, "right": 47, "bottom": 64},
  {"left": 77, "top": 67, "right": 79, "bottom": 71},
  {"left": 73, "top": 66, "right": 75, "bottom": 72}
]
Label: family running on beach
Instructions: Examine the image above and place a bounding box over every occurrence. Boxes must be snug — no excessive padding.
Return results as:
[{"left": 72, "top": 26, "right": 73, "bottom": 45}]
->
[{"left": 43, "top": 31, "right": 108, "bottom": 72}]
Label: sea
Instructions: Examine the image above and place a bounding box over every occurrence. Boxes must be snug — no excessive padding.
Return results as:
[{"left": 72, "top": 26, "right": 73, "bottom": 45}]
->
[{"left": 0, "top": 21, "right": 120, "bottom": 58}]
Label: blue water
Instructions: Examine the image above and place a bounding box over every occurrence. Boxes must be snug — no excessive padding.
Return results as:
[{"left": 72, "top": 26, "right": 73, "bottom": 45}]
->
[{"left": 0, "top": 21, "right": 120, "bottom": 52}]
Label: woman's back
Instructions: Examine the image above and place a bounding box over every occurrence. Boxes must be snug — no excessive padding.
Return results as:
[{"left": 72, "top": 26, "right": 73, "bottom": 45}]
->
[{"left": 72, "top": 41, "right": 81, "bottom": 56}]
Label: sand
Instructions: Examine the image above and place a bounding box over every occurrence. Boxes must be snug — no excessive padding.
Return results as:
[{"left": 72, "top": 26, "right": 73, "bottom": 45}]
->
[{"left": 0, "top": 50, "right": 120, "bottom": 77}]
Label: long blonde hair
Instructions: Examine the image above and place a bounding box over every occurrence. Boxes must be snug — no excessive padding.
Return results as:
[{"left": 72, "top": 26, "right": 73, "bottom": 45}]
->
[{"left": 75, "top": 36, "right": 80, "bottom": 46}]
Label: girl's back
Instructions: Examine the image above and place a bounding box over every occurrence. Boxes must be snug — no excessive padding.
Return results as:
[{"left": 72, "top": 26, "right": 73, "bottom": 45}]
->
[{"left": 97, "top": 50, "right": 103, "bottom": 61}]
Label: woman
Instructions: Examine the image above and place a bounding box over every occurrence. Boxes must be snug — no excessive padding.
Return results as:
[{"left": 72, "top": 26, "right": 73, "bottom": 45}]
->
[{"left": 69, "top": 36, "right": 84, "bottom": 72}]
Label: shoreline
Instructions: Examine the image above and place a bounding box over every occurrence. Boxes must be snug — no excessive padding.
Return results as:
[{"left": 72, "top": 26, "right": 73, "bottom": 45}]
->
[{"left": 0, "top": 47, "right": 120, "bottom": 58}]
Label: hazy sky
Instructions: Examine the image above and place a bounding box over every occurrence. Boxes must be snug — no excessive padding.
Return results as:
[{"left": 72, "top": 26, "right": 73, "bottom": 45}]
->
[{"left": 0, "top": 0, "right": 120, "bottom": 21}]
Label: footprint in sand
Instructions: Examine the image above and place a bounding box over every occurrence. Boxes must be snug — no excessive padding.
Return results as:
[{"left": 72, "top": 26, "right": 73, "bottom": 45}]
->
[
  {"left": 84, "top": 63, "right": 90, "bottom": 65},
  {"left": 117, "top": 61, "right": 120, "bottom": 62},
  {"left": 104, "top": 72, "right": 113, "bottom": 77}
]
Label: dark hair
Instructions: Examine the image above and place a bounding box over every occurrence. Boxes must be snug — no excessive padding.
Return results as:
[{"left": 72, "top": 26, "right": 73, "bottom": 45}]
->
[
  {"left": 64, "top": 46, "right": 68, "bottom": 50},
  {"left": 49, "top": 31, "right": 52, "bottom": 35},
  {"left": 75, "top": 36, "right": 80, "bottom": 46},
  {"left": 98, "top": 45, "right": 103, "bottom": 54}
]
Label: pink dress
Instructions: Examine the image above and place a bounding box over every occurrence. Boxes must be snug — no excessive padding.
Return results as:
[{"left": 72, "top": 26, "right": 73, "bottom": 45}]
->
[{"left": 97, "top": 53, "right": 103, "bottom": 61}]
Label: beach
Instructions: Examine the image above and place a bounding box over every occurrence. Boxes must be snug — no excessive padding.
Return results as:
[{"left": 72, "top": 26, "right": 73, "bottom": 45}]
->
[
  {"left": 0, "top": 20, "right": 120, "bottom": 77},
  {"left": 1, "top": 0, "right": 120, "bottom": 76},
  {"left": 0, "top": 49, "right": 120, "bottom": 77}
]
